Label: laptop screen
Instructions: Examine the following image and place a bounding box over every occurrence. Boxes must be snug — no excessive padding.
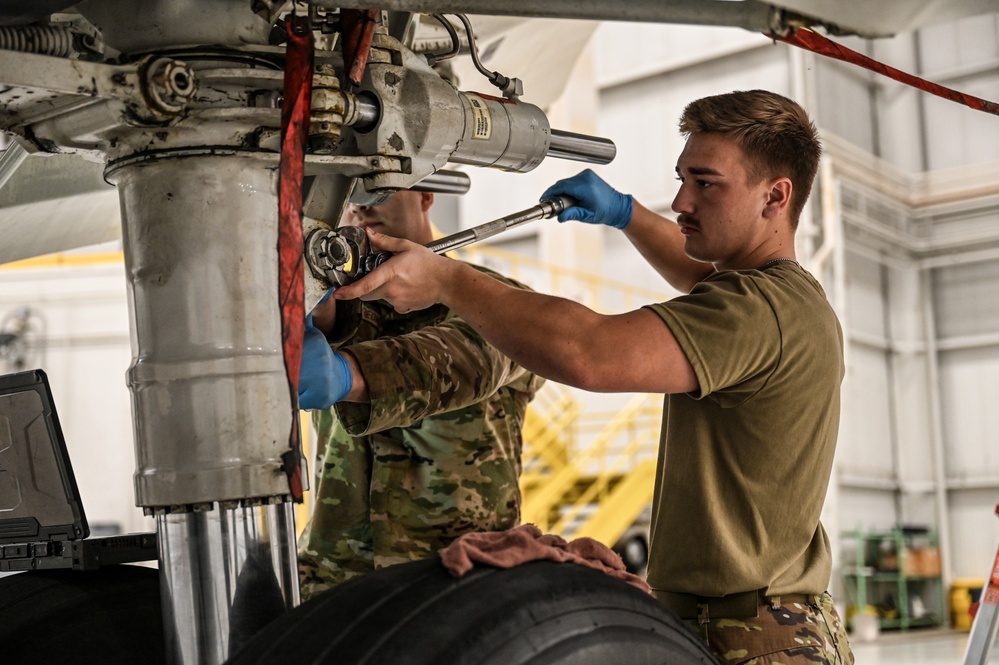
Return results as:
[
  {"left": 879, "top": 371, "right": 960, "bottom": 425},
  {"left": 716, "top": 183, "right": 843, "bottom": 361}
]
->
[{"left": 0, "top": 369, "right": 89, "bottom": 545}]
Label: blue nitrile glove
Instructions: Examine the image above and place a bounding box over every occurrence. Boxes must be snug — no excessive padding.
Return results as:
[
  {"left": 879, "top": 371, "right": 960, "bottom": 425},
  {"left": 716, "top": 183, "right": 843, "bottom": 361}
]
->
[
  {"left": 299, "top": 313, "right": 352, "bottom": 410},
  {"left": 540, "top": 168, "right": 634, "bottom": 229},
  {"left": 313, "top": 286, "right": 335, "bottom": 310}
]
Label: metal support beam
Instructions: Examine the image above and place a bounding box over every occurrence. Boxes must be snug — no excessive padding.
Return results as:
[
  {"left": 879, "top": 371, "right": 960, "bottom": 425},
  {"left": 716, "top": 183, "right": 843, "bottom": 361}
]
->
[
  {"left": 315, "top": 0, "right": 779, "bottom": 32},
  {"left": 920, "top": 267, "right": 955, "bottom": 588}
]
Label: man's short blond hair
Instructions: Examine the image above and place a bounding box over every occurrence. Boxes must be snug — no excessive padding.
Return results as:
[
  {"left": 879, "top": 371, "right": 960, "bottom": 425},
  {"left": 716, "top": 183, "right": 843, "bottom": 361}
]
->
[{"left": 679, "top": 90, "right": 821, "bottom": 229}]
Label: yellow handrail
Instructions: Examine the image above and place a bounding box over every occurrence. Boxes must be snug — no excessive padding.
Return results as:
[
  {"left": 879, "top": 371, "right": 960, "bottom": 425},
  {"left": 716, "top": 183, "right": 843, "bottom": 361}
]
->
[
  {"left": 552, "top": 426, "right": 659, "bottom": 535},
  {"left": 572, "top": 458, "right": 659, "bottom": 546}
]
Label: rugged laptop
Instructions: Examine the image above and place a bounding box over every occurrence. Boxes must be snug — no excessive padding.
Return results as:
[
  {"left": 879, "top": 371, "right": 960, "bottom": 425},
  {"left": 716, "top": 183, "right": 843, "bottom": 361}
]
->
[{"left": 0, "top": 369, "right": 157, "bottom": 572}]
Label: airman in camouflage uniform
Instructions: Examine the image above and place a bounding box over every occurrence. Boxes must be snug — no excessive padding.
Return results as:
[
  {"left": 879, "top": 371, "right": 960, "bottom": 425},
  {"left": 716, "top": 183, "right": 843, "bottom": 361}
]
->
[{"left": 297, "top": 191, "right": 543, "bottom": 599}]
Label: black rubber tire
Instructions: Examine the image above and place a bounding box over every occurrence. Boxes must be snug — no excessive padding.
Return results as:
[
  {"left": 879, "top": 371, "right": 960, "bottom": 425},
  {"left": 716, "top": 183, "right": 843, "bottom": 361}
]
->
[
  {"left": 0, "top": 564, "right": 165, "bottom": 664},
  {"left": 225, "top": 557, "right": 716, "bottom": 665}
]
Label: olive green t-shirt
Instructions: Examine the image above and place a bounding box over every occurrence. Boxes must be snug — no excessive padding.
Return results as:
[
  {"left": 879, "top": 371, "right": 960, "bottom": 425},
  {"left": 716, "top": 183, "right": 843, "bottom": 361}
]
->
[{"left": 644, "top": 261, "right": 844, "bottom": 597}]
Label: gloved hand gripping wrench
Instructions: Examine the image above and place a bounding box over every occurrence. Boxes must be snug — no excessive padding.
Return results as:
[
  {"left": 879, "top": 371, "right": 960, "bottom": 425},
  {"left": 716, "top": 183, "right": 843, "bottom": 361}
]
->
[{"left": 305, "top": 194, "right": 577, "bottom": 287}]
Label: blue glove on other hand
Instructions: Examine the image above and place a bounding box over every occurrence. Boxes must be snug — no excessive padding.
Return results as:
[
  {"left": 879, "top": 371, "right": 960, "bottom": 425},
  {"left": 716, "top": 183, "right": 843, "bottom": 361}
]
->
[
  {"left": 299, "top": 315, "right": 353, "bottom": 410},
  {"left": 541, "top": 168, "right": 634, "bottom": 229}
]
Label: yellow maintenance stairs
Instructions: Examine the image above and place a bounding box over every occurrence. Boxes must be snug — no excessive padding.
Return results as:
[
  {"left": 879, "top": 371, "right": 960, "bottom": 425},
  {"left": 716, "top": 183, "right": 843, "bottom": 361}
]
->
[{"left": 519, "top": 385, "right": 661, "bottom": 571}]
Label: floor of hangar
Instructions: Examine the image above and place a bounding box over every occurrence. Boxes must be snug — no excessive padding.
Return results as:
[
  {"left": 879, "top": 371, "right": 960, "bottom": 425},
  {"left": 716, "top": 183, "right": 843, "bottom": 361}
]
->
[{"left": 850, "top": 628, "right": 999, "bottom": 664}]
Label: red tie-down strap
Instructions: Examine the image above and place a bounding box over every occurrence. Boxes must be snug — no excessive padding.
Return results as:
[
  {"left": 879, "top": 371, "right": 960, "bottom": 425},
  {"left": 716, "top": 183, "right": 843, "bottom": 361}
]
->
[
  {"left": 768, "top": 28, "right": 999, "bottom": 117},
  {"left": 340, "top": 8, "right": 379, "bottom": 86},
  {"left": 278, "top": 13, "right": 314, "bottom": 502}
]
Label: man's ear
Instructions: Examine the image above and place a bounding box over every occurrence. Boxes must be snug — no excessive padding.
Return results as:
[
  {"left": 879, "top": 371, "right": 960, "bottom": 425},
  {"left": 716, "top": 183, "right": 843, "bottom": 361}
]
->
[
  {"left": 420, "top": 191, "right": 435, "bottom": 212},
  {"left": 763, "top": 177, "right": 792, "bottom": 218}
]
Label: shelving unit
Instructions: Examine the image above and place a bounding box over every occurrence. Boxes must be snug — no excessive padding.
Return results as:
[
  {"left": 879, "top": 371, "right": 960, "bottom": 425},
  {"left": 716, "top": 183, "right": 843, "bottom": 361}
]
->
[{"left": 842, "top": 527, "right": 945, "bottom": 631}]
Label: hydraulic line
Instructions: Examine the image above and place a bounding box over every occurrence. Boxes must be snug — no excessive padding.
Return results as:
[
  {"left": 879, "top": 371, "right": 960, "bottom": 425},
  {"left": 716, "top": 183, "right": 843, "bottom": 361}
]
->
[
  {"left": 427, "top": 14, "right": 460, "bottom": 65},
  {"left": 453, "top": 13, "right": 521, "bottom": 98}
]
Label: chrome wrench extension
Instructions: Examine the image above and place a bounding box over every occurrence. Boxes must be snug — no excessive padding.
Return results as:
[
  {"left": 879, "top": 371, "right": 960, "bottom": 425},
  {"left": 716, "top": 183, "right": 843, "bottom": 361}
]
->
[{"left": 305, "top": 194, "right": 576, "bottom": 287}]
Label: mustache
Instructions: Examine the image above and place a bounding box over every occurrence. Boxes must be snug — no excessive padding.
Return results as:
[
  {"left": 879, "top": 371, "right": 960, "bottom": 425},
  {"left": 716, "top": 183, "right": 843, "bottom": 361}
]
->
[{"left": 677, "top": 214, "right": 699, "bottom": 229}]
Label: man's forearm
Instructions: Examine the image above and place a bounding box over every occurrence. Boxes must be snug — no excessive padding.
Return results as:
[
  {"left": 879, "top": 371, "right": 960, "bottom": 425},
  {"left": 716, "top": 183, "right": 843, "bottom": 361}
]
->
[
  {"left": 438, "top": 262, "right": 614, "bottom": 390},
  {"left": 340, "top": 350, "right": 369, "bottom": 402},
  {"left": 331, "top": 232, "right": 698, "bottom": 395},
  {"left": 311, "top": 296, "right": 338, "bottom": 336}
]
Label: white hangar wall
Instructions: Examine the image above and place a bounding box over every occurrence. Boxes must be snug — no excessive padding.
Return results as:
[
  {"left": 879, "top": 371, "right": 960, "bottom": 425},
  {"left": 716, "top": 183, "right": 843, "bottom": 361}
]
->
[{"left": 0, "top": 259, "right": 153, "bottom": 535}]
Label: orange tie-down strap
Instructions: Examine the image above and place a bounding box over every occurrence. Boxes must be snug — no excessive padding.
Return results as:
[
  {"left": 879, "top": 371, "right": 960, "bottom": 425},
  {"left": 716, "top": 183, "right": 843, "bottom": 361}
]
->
[
  {"left": 439, "top": 523, "right": 652, "bottom": 595},
  {"left": 278, "top": 12, "right": 314, "bottom": 501},
  {"left": 768, "top": 27, "right": 999, "bottom": 117}
]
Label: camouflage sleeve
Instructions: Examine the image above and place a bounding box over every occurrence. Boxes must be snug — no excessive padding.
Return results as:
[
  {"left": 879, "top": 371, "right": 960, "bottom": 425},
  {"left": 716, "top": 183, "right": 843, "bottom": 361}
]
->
[
  {"left": 325, "top": 298, "right": 363, "bottom": 346},
  {"left": 333, "top": 313, "right": 534, "bottom": 435}
]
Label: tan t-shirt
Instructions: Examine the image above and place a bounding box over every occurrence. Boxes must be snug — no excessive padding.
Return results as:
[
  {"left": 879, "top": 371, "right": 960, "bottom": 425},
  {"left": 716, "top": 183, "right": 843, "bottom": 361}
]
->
[{"left": 644, "top": 262, "right": 844, "bottom": 597}]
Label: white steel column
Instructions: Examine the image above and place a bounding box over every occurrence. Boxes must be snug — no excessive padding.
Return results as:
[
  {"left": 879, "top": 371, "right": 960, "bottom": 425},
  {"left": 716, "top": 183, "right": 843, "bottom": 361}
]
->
[{"left": 919, "top": 267, "right": 955, "bottom": 587}]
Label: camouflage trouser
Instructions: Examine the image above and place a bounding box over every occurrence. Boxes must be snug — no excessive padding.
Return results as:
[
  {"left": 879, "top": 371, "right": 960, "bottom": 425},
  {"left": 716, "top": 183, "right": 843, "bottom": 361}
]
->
[
  {"left": 682, "top": 593, "right": 855, "bottom": 665},
  {"left": 297, "top": 408, "right": 524, "bottom": 601}
]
